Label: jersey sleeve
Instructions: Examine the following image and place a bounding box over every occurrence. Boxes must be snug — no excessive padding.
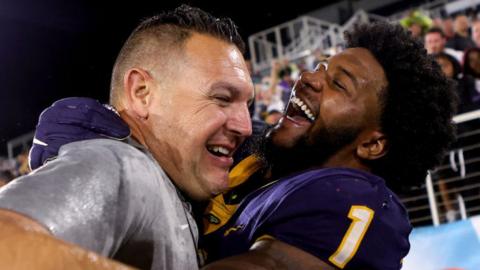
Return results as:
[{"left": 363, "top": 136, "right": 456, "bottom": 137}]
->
[
  {"left": 253, "top": 175, "right": 409, "bottom": 270},
  {"left": 0, "top": 139, "right": 152, "bottom": 257}
]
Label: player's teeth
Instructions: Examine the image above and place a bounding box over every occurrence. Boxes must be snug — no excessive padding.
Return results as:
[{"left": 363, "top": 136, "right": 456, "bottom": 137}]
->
[{"left": 291, "top": 96, "right": 316, "bottom": 121}]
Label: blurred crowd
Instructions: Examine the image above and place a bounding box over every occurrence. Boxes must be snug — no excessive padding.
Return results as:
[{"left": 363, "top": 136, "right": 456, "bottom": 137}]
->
[
  {"left": 407, "top": 10, "right": 480, "bottom": 114},
  {"left": 247, "top": 51, "right": 332, "bottom": 125},
  {"left": 0, "top": 150, "right": 29, "bottom": 187},
  {"left": 4, "top": 7, "right": 480, "bottom": 193},
  {"left": 249, "top": 9, "right": 480, "bottom": 126}
]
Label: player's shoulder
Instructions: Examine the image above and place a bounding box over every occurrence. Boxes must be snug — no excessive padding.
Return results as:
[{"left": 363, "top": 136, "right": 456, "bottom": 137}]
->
[{"left": 270, "top": 167, "right": 386, "bottom": 202}]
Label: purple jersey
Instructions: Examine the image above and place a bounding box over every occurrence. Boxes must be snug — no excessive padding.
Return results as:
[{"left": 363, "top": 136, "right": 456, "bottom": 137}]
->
[{"left": 203, "top": 168, "right": 411, "bottom": 270}]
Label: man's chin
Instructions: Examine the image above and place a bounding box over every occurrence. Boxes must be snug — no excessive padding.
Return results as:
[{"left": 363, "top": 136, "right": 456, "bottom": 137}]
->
[
  {"left": 205, "top": 170, "right": 230, "bottom": 195},
  {"left": 269, "top": 125, "right": 303, "bottom": 149}
]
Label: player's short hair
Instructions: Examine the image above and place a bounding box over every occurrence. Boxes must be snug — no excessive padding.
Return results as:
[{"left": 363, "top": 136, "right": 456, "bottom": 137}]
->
[
  {"left": 110, "top": 4, "right": 244, "bottom": 104},
  {"left": 345, "top": 22, "right": 457, "bottom": 188}
]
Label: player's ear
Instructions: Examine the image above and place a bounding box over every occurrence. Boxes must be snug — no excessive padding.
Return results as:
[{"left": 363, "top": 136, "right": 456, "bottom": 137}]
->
[
  {"left": 356, "top": 131, "right": 388, "bottom": 160},
  {"left": 123, "top": 68, "right": 154, "bottom": 120}
]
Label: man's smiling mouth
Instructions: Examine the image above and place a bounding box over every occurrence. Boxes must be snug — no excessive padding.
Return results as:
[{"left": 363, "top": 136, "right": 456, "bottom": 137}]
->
[
  {"left": 206, "top": 145, "right": 233, "bottom": 157},
  {"left": 285, "top": 94, "right": 317, "bottom": 123}
]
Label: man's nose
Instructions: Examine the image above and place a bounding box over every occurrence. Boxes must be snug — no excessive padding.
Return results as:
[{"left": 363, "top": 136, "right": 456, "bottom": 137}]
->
[
  {"left": 226, "top": 103, "right": 252, "bottom": 138},
  {"left": 299, "top": 64, "right": 326, "bottom": 93}
]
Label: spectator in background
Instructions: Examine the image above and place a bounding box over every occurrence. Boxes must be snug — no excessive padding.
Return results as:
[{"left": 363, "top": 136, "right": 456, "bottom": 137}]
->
[
  {"left": 277, "top": 64, "right": 295, "bottom": 105},
  {"left": 245, "top": 59, "right": 262, "bottom": 84},
  {"left": 446, "top": 15, "right": 476, "bottom": 51},
  {"left": 268, "top": 60, "right": 297, "bottom": 104},
  {"left": 262, "top": 60, "right": 291, "bottom": 121},
  {"left": 425, "top": 27, "right": 463, "bottom": 62},
  {"left": 463, "top": 47, "right": 480, "bottom": 101},
  {"left": 15, "top": 149, "right": 30, "bottom": 176},
  {"left": 0, "top": 171, "right": 14, "bottom": 188},
  {"left": 433, "top": 52, "right": 478, "bottom": 113},
  {"left": 443, "top": 17, "right": 455, "bottom": 39},
  {"left": 400, "top": 10, "right": 433, "bottom": 38},
  {"left": 264, "top": 99, "right": 284, "bottom": 125},
  {"left": 471, "top": 20, "right": 480, "bottom": 47}
]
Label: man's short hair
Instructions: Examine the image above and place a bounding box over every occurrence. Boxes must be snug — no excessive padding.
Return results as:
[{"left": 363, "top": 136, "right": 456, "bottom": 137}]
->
[
  {"left": 110, "top": 5, "right": 245, "bottom": 104},
  {"left": 345, "top": 22, "right": 457, "bottom": 188},
  {"left": 426, "top": 27, "right": 446, "bottom": 38}
]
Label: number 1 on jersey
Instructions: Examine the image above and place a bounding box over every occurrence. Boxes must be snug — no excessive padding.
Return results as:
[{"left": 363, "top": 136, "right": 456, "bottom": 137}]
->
[{"left": 329, "top": 205, "right": 374, "bottom": 269}]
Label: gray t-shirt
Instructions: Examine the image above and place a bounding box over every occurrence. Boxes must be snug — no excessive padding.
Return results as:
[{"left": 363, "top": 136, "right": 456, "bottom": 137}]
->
[{"left": 0, "top": 139, "right": 199, "bottom": 269}]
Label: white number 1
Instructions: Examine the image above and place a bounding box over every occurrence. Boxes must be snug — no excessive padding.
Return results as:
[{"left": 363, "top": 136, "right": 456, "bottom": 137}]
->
[{"left": 328, "top": 205, "right": 374, "bottom": 269}]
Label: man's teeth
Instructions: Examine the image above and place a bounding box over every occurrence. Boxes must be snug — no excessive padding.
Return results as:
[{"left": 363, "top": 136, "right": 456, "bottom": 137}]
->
[
  {"left": 291, "top": 97, "right": 315, "bottom": 121},
  {"left": 208, "top": 146, "right": 230, "bottom": 156}
]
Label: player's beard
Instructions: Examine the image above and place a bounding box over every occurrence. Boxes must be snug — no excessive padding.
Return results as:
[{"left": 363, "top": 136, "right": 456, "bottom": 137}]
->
[{"left": 253, "top": 123, "right": 361, "bottom": 179}]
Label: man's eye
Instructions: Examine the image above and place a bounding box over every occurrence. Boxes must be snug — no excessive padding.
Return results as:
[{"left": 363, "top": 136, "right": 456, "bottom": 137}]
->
[
  {"left": 333, "top": 80, "right": 346, "bottom": 90},
  {"left": 214, "top": 96, "right": 231, "bottom": 103}
]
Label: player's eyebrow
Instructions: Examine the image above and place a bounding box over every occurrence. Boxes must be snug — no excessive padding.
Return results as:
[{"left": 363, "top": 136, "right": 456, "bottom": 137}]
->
[{"left": 339, "top": 66, "right": 358, "bottom": 90}]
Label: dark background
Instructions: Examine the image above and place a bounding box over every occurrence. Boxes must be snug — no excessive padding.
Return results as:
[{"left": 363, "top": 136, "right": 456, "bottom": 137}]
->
[{"left": 0, "top": 0, "right": 424, "bottom": 155}]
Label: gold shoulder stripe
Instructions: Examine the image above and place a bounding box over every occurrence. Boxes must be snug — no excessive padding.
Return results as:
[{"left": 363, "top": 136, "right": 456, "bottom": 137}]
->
[{"left": 203, "top": 155, "right": 263, "bottom": 235}]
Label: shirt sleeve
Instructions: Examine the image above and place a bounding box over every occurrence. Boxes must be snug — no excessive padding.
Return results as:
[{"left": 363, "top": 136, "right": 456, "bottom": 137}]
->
[
  {"left": 0, "top": 139, "right": 151, "bottom": 257},
  {"left": 253, "top": 176, "right": 409, "bottom": 270}
]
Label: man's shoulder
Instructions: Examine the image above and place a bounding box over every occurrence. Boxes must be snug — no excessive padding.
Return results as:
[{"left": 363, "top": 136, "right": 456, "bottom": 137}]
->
[
  {"left": 53, "top": 138, "right": 163, "bottom": 178},
  {"left": 59, "top": 138, "right": 150, "bottom": 163}
]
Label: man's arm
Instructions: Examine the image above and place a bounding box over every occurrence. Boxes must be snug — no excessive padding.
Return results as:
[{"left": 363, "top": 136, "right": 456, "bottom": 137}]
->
[
  {"left": 0, "top": 209, "right": 135, "bottom": 270},
  {"left": 202, "top": 238, "right": 337, "bottom": 270}
]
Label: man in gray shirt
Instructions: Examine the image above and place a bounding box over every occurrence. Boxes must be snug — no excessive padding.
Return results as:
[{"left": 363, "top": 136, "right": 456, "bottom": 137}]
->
[{"left": 0, "top": 5, "right": 253, "bottom": 269}]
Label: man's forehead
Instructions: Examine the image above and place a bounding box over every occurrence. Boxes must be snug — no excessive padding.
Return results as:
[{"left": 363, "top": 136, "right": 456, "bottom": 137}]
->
[
  {"left": 329, "top": 48, "right": 379, "bottom": 72},
  {"left": 426, "top": 32, "right": 443, "bottom": 39},
  {"left": 330, "top": 48, "right": 387, "bottom": 87}
]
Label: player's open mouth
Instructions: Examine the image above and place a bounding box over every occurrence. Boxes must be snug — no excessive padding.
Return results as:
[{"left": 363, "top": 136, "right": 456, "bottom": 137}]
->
[{"left": 285, "top": 94, "right": 316, "bottom": 123}]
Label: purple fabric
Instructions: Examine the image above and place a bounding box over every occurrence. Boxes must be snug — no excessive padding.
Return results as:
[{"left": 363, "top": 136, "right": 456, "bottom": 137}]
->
[
  {"left": 29, "top": 97, "right": 130, "bottom": 170},
  {"left": 206, "top": 168, "right": 411, "bottom": 269}
]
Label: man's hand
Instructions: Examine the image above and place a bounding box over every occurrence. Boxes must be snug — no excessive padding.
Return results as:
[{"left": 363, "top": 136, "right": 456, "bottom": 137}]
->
[
  {"left": 202, "top": 238, "right": 337, "bottom": 270},
  {"left": 0, "top": 209, "right": 135, "bottom": 270}
]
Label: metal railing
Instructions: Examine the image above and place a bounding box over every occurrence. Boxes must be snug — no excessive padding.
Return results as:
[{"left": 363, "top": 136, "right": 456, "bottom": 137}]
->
[
  {"left": 402, "top": 109, "right": 480, "bottom": 227},
  {"left": 6, "top": 131, "right": 34, "bottom": 159},
  {"left": 249, "top": 0, "right": 480, "bottom": 75},
  {"left": 248, "top": 10, "right": 386, "bottom": 74}
]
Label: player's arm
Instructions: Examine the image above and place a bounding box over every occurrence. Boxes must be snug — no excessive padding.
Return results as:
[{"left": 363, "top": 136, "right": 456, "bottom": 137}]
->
[
  {"left": 29, "top": 97, "right": 129, "bottom": 170},
  {"left": 0, "top": 209, "right": 135, "bottom": 270},
  {"left": 202, "top": 238, "right": 337, "bottom": 270}
]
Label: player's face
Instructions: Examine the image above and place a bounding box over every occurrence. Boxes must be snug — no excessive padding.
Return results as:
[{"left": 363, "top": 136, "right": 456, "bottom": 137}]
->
[
  {"left": 146, "top": 33, "right": 254, "bottom": 201},
  {"left": 270, "top": 48, "right": 386, "bottom": 153}
]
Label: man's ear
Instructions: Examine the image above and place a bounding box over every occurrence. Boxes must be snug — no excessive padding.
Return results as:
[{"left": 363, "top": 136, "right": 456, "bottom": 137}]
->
[
  {"left": 123, "top": 68, "right": 153, "bottom": 120},
  {"left": 356, "top": 131, "right": 388, "bottom": 160}
]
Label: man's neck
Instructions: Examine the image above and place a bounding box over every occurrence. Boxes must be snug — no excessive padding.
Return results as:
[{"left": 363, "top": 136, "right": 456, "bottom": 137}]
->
[{"left": 118, "top": 110, "right": 148, "bottom": 148}]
